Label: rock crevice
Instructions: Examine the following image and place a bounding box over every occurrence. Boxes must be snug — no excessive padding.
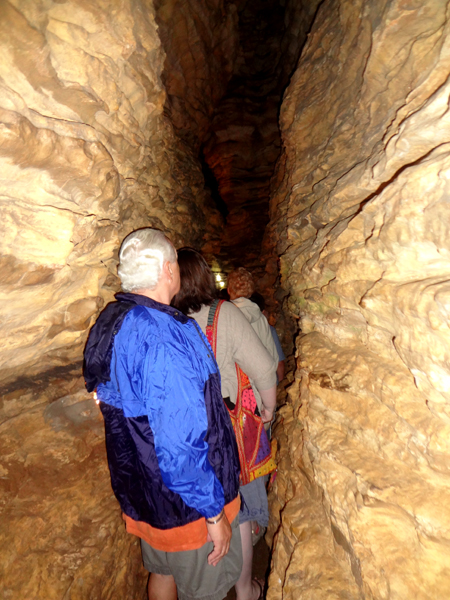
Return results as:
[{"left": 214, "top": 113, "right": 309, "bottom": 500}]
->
[{"left": 3, "top": 1, "right": 450, "bottom": 598}]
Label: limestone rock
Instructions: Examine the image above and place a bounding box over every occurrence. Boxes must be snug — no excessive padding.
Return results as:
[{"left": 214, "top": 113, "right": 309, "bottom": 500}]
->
[
  {"left": 268, "top": 0, "right": 450, "bottom": 598},
  {"left": 0, "top": 370, "right": 147, "bottom": 600},
  {"left": 0, "top": 1, "right": 238, "bottom": 597},
  {"left": 0, "top": 0, "right": 237, "bottom": 388}
]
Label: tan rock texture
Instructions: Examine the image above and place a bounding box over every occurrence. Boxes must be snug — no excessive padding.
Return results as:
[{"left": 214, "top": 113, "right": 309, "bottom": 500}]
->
[
  {"left": 267, "top": 1, "right": 450, "bottom": 598},
  {"left": 0, "top": 0, "right": 237, "bottom": 388},
  {"left": 0, "top": 373, "right": 147, "bottom": 599},
  {"left": 0, "top": 1, "right": 238, "bottom": 597}
]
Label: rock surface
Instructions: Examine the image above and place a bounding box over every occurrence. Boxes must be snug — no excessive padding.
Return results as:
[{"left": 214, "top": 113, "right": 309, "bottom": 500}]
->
[
  {"left": 0, "top": 0, "right": 237, "bottom": 388},
  {"left": 202, "top": 0, "right": 320, "bottom": 272},
  {"left": 267, "top": 1, "right": 450, "bottom": 598},
  {"left": 4, "top": 0, "right": 450, "bottom": 598},
  {"left": 0, "top": 371, "right": 147, "bottom": 599},
  {"left": 0, "top": 1, "right": 237, "bottom": 598}
]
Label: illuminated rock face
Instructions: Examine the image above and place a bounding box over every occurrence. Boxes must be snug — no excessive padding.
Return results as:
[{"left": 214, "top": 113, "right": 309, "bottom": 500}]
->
[
  {"left": 0, "top": 0, "right": 236, "bottom": 388},
  {"left": 4, "top": 0, "right": 450, "bottom": 598},
  {"left": 0, "top": 1, "right": 237, "bottom": 597},
  {"left": 267, "top": 1, "right": 450, "bottom": 598}
]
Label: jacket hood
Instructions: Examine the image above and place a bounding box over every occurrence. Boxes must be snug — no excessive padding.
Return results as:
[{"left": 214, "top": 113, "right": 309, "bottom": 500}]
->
[
  {"left": 83, "top": 292, "right": 187, "bottom": 392},
  {"left": 231, "top": 297, "right": 262, "bottom": 324}
]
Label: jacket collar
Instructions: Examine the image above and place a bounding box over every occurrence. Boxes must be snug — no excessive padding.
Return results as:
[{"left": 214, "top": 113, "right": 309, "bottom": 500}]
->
[{"left": 115, "top": 292, "right": 189, "bottom": 323}]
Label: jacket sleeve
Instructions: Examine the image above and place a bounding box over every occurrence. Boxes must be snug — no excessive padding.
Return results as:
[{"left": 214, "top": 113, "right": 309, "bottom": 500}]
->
[{"left": 115, "top": 311, "right": 225, "bottom": 519}]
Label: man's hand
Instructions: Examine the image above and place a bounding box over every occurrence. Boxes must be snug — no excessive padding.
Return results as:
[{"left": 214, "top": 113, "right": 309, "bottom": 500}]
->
[{"left": 206, "top": 513, "right": 232, "bottom": 566}]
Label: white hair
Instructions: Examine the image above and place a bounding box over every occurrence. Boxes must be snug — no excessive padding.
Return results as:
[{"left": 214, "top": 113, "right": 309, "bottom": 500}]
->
[{"left": 118, "top": 228, "right": 176, "bottom": 292}]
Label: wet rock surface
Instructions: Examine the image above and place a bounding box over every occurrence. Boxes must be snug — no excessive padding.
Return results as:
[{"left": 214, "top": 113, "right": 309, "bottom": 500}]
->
[{"left": 267, "top": 1, "right": 450, "bottom": 598}]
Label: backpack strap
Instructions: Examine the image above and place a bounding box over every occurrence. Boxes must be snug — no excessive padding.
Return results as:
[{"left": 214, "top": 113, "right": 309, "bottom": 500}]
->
[
  {"left": 207, "top": 299, "right": 220, "bottom": 326},
  {"left": 205, "top": 299, "right": 224, "bottom": 357}
]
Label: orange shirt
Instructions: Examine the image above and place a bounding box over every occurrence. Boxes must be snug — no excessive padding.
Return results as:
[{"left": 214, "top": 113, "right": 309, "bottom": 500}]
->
[{"left": 123, "top": 496, "right": 241, "bottom": 552}]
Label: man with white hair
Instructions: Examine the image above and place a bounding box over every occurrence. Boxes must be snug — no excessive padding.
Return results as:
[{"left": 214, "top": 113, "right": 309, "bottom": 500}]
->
[{"left": 83, "top": 228, "right": 242, "bottom": 600}]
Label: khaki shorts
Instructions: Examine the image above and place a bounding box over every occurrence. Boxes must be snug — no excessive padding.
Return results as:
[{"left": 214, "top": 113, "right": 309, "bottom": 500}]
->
[{"left": 141, "top": 516, "right": 242, "bottom": 600}]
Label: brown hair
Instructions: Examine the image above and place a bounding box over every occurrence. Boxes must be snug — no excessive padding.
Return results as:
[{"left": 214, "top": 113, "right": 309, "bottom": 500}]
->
[
  {"left": 227, "top": 267, "right": 255, "bottom": 299},
  {"left": 171, "top": 247, "right": 217, "bottom": 314}
]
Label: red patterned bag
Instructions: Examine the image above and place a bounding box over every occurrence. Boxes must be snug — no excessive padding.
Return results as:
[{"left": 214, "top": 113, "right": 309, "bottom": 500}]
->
[{"left": 206, "top": 300, "right": 276, "bottom": 485}]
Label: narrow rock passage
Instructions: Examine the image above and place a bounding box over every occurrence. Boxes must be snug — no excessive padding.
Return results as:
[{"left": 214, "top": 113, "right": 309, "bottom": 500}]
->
[
  {"left": 157, "top": 0, "right": 318, "bottom": 272},
  {"left": 200, "top": 0, "right": 311, "bottom": 272},
  {"left": 2, "top": 1, "right": 450, "bottom": 599},
  {"left": 0, "top": 2, "right": 307, "bottom": 597}
]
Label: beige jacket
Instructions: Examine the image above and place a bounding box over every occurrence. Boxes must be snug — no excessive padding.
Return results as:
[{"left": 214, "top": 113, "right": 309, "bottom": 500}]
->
[
  {"left": 231, "top": 297, "right": 279, "bottom": 365},
  {"left": 191, "top": 301, "right": 277, "bottom": 411}
]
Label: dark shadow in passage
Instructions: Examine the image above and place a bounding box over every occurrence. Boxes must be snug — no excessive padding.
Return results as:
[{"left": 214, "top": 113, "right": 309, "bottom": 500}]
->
[{"left": 199, "top": 148, "right": 229, "bottom": 220}]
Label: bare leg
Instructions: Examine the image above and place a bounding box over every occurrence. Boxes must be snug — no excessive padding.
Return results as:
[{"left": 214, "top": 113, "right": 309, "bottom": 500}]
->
[
  {"left": 235, "top": 521, "right": 261, "bottom": 600},
  {"left": 147, "top": 573, "right": 177, "bottom": 600}
]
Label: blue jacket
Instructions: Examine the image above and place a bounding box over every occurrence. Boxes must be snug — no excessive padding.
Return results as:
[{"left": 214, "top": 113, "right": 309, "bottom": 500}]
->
[{"left": 83, "top": 293, "right": 240, "bottom": 530}]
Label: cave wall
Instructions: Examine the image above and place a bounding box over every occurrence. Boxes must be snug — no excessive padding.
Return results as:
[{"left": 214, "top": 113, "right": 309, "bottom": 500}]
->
[
  {"left": 0, "top": 1, "right": 238, "bottom": 597},
  {"left": 0, "top": 0, "right": 237, "bottom": 388},
  {"left": 267, "top": 1, "right": 450, "bottom": 598},
  {"left": 154, "top": 0, "right": 238, "bottom": 152},
  {"left": 202, "top": 0, "right": 320, "bottom": 271}
]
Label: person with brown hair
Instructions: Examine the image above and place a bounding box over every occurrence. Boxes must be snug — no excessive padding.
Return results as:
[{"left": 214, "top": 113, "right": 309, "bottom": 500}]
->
[{"left": 172, "top": 248, "right": 278, "bottom": 600}]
